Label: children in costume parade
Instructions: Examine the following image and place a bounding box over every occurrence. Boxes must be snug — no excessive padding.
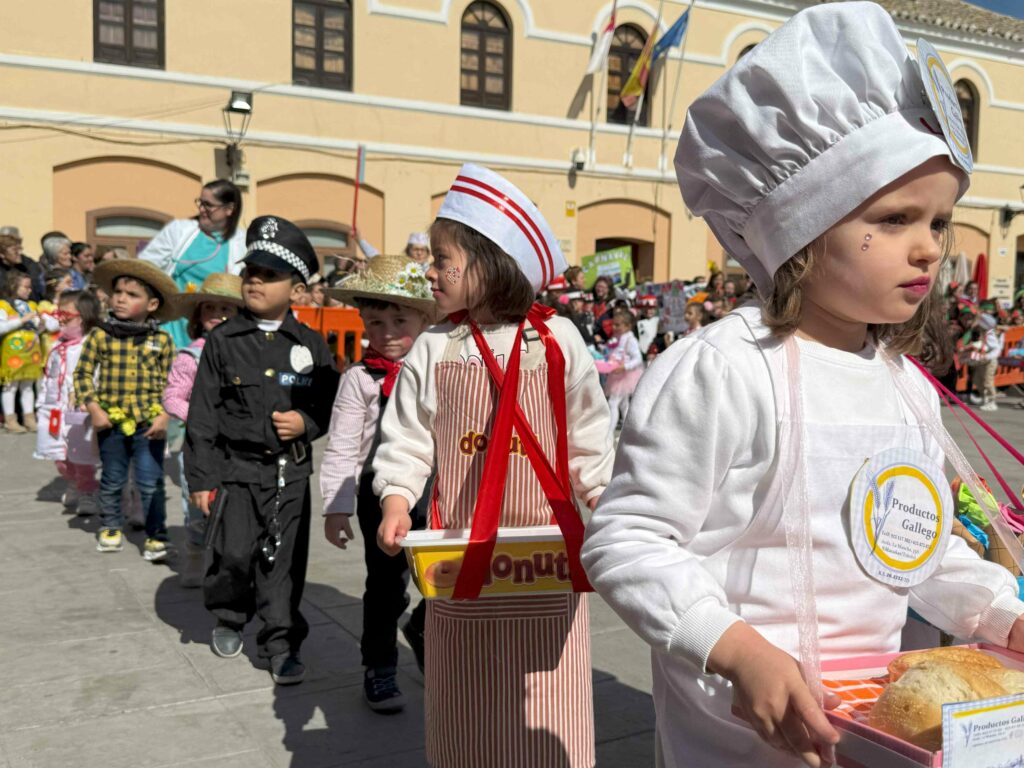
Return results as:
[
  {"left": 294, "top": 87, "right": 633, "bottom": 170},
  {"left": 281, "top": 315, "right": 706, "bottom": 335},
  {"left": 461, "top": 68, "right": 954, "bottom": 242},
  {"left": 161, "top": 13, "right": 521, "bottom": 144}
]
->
[
  {"left": 33, "top": 289, "right": 102, "bottom": 515},
  {"left": 162, "top": 273, "right": 243, "bottom": 587},
  {"left": 185, "top": 216, "right": 339, "bottom": 684},
  {"left": 374, "top": 164, "right": 613, "bottom": 767},
  {"left": 320, "top": 253, "right": 436, "bottom": 713},
  {"left": 581, "top": 5, "right": 1024, "bottom": 768},
  {"left": 0, "top": 272, "right": 55, "bottom": 433},
  {"left": 603, "top": 308, "right": 643, "bottom": 443}
]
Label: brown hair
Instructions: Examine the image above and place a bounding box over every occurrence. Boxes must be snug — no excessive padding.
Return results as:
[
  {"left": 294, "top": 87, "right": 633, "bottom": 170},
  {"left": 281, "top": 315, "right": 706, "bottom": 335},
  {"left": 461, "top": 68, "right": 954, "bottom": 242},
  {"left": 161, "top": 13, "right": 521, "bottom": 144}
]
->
[
  {"left": 3, "top": 270, "right": 31, "bottom": 301},
  {"left": 761, "top": 231, "right": 953, "bottom": 356},
  {"left": 59, "top": 289, "right": 101, "bottom": 334},
  {"left": 611, "top": 307, "right": 636, "bottom": 333},
  {"left": 429, "top": 218, "right": 534, "bottom": 323}
]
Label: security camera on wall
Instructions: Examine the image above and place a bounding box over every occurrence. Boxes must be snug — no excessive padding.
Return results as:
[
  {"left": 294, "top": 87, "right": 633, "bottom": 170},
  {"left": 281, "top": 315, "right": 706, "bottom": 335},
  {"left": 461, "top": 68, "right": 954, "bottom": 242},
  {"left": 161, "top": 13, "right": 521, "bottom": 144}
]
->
[{"left": 571, "top": 148, "right": 585, "bottom": 172}]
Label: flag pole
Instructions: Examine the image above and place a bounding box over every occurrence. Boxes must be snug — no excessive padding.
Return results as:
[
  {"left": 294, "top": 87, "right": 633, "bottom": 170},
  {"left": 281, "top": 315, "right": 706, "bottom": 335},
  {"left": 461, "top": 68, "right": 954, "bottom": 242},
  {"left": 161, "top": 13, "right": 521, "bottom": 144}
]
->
[
  {"left": 658, "top": 0, "right": 695, "bottom": 174},
  {"left": 624, "top": 0, "right": 664, "bottom": 168},
  {"left": 587, "top": 2, "right": 617, "bottom": 166},
  {"left": 351, "top": 144, "right": 364, "bottom": 241}
]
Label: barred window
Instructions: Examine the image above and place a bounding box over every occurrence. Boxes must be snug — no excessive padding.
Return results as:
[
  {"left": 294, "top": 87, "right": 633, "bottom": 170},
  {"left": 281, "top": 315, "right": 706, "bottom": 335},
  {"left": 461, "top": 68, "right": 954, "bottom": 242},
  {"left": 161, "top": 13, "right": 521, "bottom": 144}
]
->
[
  {"left": 293, "top": 0, "right": 352, "bottom": 90},
  {"left": 94, "top": 0, "right": 164, "bottom": 69},
  {"left": 955, "top": 79, "right": 979, "bottom": 156},
  {"left": 607, "top": 25, "right": 649, "bottom": 126},
  {"left": 461, "top": 2, "right": 512, "bottom": 110}
]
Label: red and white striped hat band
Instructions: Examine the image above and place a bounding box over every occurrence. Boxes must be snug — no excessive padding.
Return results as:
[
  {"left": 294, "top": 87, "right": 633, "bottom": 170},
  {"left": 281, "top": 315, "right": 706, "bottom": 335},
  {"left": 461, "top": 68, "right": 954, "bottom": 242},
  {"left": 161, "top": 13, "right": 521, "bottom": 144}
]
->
[{"left": 436, "top": 163, "right": 567, "bottom": 293}]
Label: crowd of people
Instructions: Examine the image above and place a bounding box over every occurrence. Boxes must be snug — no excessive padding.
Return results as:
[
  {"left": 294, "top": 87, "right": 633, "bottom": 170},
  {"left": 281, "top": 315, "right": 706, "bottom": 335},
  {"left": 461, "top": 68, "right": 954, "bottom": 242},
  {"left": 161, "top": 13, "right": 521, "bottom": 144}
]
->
[{"left": 7, "top": 6, "right": 1024, "bottom": 767}]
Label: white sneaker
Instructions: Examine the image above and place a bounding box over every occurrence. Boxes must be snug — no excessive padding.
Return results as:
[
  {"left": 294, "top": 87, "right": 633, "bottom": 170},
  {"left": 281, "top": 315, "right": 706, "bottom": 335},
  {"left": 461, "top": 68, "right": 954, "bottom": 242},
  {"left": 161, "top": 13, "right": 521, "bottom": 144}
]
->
[
  {"left": 968, "top": 393, "right": 983, "bottom": 405},
  {"left": 980, "top": 402, "right": 998, "bottom": 412},
  {"left": 77, "top": 493, "right": 100, "bottom": 516}
]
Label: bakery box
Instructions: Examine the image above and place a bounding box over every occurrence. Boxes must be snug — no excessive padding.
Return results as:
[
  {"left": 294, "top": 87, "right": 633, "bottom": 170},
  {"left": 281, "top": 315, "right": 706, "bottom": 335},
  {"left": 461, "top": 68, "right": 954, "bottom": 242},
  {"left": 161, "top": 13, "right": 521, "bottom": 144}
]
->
[
  {"left": 400, "top": 525, "right": 573, "bottom": 599},
  {"left": 822, "top": 644, "right": 1024, "bottom": 768}
]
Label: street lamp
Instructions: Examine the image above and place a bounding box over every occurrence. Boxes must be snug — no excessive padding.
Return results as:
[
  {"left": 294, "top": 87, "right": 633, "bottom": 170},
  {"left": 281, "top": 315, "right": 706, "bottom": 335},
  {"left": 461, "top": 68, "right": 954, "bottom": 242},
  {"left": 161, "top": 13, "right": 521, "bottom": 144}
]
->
[
  {"left": 222, "top": 90, "right": 253, "bottom": 186},
  {"left": 999, "top": 183, "right": 1024, "bottom": 229}
]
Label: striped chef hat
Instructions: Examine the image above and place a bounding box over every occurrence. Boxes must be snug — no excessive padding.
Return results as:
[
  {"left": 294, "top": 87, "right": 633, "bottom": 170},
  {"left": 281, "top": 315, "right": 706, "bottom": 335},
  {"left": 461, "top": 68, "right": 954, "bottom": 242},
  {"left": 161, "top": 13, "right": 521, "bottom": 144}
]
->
[{"left": 436, "top": 164, "right": 567, "bottom": 293}]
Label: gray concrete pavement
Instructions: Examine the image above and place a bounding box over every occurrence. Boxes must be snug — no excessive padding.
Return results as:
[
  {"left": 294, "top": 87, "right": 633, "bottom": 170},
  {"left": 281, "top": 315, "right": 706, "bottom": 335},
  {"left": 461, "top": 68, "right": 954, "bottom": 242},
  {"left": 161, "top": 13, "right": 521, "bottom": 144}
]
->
[
  {"left": 1, "top": 392, "right": 1022, "bottom": 768},
  {"left": 0, "top": 438, "right": 654, "bottom": 768}
]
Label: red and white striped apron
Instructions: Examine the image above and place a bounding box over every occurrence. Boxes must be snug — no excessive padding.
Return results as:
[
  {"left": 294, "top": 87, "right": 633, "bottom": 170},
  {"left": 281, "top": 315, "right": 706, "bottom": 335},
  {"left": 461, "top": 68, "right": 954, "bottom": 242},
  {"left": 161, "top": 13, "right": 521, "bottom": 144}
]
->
[{"left": 424, "top": 323, "right": 594, "bottom": 768}]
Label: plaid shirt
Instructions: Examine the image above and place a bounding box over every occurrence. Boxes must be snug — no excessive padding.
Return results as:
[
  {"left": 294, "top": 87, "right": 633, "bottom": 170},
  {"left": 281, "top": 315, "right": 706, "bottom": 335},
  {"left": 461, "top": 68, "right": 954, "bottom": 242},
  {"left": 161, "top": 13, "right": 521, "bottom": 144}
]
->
[{"left": 74, "top": 327, "right": 174, "bottom": 424}]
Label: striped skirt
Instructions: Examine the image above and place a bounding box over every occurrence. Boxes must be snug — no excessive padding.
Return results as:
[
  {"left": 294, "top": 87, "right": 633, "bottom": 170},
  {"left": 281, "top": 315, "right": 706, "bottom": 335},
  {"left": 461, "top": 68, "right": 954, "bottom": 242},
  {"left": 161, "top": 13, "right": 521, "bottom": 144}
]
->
[{"left": 424, "top": 594, "right": 594, "bottom": 768}]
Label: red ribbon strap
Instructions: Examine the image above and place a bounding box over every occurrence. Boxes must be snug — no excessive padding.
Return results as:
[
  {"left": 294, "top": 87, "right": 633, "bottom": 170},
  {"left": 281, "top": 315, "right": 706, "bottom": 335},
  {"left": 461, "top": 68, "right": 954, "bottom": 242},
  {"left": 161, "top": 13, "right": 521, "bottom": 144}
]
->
[{"left": 451, "top": 304, "right": 592, "bottom": 598}]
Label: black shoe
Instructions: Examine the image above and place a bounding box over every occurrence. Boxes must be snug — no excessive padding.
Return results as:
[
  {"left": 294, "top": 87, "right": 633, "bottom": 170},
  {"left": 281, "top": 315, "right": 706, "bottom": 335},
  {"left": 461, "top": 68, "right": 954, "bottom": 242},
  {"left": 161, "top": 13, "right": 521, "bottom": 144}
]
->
[
  {"left": 363, "top": 667, "right": 406, "bottom": 713},
  {"left": 270, "top": 653, "right": 306, "bottom": 685},
  {"left": 211, "top": 624, "right": 244, "bottom": 658},
  {"left": 401, "top": 618, "right": 425, "bottom": 674}
]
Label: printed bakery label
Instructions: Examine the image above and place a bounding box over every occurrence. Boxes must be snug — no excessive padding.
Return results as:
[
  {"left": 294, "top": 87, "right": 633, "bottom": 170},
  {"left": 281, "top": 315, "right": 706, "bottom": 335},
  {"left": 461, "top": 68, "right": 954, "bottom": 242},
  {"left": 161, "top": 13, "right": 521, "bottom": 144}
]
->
[
  {"left": 941, "top": 694, "right": 1024, "bottom": 768},
  {"left": 850, "top": 447, "right": 952, "bottom": 588},
  {"left": 917, "top": 38, "right": 974, "bottom": 174},
  {"left": 402, "top": 526, "right": 573, "bottom": 599}
]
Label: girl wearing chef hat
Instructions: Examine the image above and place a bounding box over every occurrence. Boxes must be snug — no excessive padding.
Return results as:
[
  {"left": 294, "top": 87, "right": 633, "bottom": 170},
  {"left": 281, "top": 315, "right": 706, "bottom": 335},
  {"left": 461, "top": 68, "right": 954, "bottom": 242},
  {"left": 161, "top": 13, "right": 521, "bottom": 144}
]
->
[
  {"left": 582, "top": 3, "right": 1024, "bottom": 768},
  {"left": 373, "top": 164, "right": 614, "bottom": 766}
]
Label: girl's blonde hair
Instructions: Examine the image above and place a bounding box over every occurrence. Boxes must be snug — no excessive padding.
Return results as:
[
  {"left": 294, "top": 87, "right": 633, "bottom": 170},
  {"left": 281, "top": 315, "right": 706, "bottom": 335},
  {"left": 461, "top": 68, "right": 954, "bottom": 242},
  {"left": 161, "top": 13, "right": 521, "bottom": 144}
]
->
[{"left": 761, "top": 231, "right": 953, "bottom": 357}]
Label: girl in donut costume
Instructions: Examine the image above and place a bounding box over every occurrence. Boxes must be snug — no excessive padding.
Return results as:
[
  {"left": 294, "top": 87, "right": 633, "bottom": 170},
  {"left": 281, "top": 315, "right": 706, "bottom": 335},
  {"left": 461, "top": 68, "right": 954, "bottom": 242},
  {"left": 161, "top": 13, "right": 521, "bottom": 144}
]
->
[
  {"left": 374, "top": 164, "right": 613, "bottom": 767},
  {"left": 582, "top": 5, "right": 1024, "bottom": 768}
]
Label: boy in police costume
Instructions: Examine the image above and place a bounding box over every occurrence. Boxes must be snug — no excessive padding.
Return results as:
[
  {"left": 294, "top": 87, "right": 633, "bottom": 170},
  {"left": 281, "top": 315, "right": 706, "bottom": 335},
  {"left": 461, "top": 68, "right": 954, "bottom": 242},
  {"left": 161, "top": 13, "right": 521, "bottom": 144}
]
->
[{"left": 185, "top": 216, "right": 339, "bottom": 684}]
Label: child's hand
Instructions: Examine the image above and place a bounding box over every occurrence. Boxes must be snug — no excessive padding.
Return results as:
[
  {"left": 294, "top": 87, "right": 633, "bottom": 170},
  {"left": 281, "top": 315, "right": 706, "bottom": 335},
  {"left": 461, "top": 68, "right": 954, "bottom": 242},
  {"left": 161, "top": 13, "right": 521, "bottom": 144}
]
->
[
  {"left": 324, "top": 514, "right": 356, "bottom": 549},
  {"left": 1009, "top": 616, "right": 1024, "bottom": 653},
  {"left": 190, "top": 491, "right": 211, "bottom": 517},
  {"left": 143, "top": 412, "right": 170, "bottom": 440},
  {"left": 378, "top": 496, "right": 412, "bottom": 555},
  {"left": 21, "top": 312, "right": 38, "bottom": 325},
  {"left": 272, "top": 410, "right": 306, "bottom": 441},
  {"left": 709, "top": 622, "right": 839, "bottom": 767},
  {"left": 87, "top": 403, "right": 112, "bottom": 430}
]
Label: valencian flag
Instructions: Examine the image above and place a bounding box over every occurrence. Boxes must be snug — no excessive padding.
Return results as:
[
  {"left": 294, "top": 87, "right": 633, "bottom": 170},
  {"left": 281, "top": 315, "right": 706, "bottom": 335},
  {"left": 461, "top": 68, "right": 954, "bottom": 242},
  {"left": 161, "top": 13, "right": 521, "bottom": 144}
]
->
[
  {"left": 586, "top": 0, "right": 618, "bottom": 75},
  {"left": 619, "top": 24, "right": 658, "bottom": 109},
  {"left": 651, "top": 8, "right": 690, "bottom": 63}
]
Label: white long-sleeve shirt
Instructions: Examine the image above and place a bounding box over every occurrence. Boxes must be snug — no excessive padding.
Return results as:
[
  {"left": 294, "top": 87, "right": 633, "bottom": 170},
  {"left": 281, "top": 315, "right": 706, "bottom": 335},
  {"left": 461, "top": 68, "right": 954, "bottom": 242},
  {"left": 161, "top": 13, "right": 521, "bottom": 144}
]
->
[
  {"left": 320, "top": 364, "right": 380, "bottom": 516},
  {"left": 583, "top": 306, "right": 1023, "bottom": 675},
  {"left": 372, "top": 316, "right": 613, "bottom": 510}
]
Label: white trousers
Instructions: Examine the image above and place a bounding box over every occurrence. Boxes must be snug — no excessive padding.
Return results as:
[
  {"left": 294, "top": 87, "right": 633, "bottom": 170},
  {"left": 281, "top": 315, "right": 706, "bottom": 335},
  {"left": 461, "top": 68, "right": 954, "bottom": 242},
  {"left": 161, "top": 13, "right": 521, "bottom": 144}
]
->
[{"left": 2, "top": 380, "right": 34, "bottom": 417}]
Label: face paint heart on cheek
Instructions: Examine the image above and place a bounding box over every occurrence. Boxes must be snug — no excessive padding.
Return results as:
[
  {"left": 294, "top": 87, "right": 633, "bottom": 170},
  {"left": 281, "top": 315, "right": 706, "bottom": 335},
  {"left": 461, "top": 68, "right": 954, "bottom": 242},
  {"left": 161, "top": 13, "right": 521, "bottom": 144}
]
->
[{"left": 445, "top": 266, "right": 462, "bottom": 285}]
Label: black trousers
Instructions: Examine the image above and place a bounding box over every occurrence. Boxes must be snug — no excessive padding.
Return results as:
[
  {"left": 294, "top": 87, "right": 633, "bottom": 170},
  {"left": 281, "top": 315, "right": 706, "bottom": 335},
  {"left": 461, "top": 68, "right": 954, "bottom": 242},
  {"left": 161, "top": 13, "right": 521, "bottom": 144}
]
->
[
  {"left": 203, "top": 479, "right": 311, "bottom": 659},
  {"left": 356, "top": 474, "right": 426, "bottom": 669}
]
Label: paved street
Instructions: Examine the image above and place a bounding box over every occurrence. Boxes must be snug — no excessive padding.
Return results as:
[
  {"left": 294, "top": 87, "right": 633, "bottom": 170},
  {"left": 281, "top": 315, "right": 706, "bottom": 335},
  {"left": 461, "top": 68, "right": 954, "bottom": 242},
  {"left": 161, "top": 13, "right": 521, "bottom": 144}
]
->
[{"left": 1, "top": 394, "right": 1022, "bottom": 768}]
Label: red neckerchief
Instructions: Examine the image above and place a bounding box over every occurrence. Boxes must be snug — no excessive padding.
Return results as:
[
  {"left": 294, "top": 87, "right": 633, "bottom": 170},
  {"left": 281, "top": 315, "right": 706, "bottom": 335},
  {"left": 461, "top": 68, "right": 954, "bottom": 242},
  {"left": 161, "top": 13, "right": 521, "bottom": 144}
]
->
[{"left": 362, "top": 349, "right": 402, "bottom": 397}]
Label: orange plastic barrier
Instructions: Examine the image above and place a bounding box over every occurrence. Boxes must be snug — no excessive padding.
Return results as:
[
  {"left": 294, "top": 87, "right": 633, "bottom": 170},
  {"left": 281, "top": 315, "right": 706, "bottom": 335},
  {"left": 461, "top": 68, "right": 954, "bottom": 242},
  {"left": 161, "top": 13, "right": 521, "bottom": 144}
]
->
[
  {"left": 955, "top": 325, "right": 1024, "bottom": 392},
  {"left": 292, "top": 306, "right": 364, "bottom": 370}
]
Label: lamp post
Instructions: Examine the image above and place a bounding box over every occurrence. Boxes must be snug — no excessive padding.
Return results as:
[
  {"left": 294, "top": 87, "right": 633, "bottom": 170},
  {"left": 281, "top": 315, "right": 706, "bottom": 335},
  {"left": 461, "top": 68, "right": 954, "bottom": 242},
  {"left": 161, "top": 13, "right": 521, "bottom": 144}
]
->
[{"left": 222, "top": 90, "right": 253, "bottom": 187}]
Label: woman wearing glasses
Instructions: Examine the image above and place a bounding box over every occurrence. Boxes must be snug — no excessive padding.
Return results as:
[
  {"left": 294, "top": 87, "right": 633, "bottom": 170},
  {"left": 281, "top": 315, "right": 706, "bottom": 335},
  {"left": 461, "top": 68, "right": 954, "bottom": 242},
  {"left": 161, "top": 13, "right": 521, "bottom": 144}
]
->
[{"left": 139, "top": 179, "right": 245, "bottom": 349}]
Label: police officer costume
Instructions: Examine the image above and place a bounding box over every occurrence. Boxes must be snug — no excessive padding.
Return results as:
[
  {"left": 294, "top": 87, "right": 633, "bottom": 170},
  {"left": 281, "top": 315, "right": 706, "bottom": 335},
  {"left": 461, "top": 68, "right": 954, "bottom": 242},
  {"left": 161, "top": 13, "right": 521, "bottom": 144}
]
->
[{"left": 185, "top": 216, "right": 339, "bottom": 682}]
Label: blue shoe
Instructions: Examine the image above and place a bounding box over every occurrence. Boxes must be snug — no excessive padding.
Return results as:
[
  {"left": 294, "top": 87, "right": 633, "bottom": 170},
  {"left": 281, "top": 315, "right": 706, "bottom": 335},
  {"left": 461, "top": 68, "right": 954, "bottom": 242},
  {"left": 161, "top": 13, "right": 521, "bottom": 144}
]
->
[{"left": 363, "top": 667, "right": 405, "bottom": 713}]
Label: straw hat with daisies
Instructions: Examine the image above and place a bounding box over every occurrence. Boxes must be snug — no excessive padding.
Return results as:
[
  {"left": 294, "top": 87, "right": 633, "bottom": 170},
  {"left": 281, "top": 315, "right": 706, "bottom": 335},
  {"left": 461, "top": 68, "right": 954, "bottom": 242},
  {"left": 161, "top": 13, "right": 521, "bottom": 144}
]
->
[{"left": 327, "top": 254, "right": 438, "bottom": 318}]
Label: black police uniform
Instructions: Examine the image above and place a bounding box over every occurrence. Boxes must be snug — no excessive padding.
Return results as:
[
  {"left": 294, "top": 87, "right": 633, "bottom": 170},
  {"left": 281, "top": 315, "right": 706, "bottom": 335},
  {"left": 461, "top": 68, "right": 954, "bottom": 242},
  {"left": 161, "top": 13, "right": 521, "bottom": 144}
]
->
[{"left": 184, "top": 217, "right": 340, "bottom": 661}]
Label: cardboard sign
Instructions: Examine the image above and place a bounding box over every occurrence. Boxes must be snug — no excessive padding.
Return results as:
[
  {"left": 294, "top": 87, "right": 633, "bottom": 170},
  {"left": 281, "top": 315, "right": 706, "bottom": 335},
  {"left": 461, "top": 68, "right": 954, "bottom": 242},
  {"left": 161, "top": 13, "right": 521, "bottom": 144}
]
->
[{"left": 582, "top": 246, "right": 635, "bottom": 289}]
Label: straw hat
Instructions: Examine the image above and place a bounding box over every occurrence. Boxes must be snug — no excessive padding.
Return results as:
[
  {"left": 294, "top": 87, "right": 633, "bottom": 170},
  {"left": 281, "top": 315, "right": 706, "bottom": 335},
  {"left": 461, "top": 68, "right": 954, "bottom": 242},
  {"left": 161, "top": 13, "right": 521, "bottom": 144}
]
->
[
  {"left": 326, "top": 253, "right": 437, "bottom": 318},
  {"left": 167, "top": 272, "right": 244, "bottom": 319},
  {"left": 92, "top": 258, "right": 180, "bottom": 321}
]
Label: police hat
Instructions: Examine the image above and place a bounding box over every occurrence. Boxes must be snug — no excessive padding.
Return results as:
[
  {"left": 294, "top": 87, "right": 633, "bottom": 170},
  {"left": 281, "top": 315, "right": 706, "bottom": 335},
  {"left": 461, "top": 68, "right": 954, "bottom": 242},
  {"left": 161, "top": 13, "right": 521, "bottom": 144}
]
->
[{"left": 242, "top": 216, "right": 319, "bottom": 284}]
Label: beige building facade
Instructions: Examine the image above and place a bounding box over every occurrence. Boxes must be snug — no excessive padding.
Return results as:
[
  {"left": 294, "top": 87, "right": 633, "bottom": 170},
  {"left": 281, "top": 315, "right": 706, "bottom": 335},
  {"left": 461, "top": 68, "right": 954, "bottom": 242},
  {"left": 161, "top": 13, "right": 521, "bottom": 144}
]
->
[{"left": 0, "top": 0, "right": 1022, "bottom": 292}]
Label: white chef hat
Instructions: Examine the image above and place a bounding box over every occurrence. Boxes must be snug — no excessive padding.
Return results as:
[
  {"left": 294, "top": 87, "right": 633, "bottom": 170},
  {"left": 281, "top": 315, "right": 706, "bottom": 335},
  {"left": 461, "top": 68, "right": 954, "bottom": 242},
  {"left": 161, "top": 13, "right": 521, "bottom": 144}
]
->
[
  {"left": 436, "top": 163, "right": 567, "bottom": 292},
  {"left": 406, "top": 232, "right": 430, "bottom": 248},
  {"left": 676, "top": 2, "right": 971, "bottom": 294}
]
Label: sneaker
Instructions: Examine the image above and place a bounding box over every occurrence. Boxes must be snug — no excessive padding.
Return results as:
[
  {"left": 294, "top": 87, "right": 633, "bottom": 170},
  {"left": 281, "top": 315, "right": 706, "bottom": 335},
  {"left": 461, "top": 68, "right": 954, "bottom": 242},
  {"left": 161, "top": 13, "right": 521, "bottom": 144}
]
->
[
  {"left": 363, "top": 667, "right": 406, "bottom": 713},
  {"left": 270, "top": 653, "right": 306, "bottom": 685},
  {"left": 980, "top": 402, "right": 998, "bottom": 412},
  {"left": 401, "top": 618, "right": 425, "bottom": 675},
  {"left": 96, "top": 529, "right": 124, "bottom": 553},
  {"left": 143, "top": 538, "right": 169, "bottom": 562},
  {"left": 968, "top": 393, "right": 983, "bottom": 405},
  {"left": 77, "top": 493, "right": 100, "bottom": 517},
  {"left": 61, "top": 487, "right": 80, "bottom": 510},
  {"left": 211, "top": 624, "right": 244, "bottom": 658}
]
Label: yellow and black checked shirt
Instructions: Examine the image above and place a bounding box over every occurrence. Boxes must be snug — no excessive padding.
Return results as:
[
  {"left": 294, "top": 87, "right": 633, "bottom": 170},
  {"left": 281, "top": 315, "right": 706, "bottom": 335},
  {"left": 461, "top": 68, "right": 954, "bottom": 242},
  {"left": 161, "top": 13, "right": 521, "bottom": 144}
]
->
[{"left": 74, "top": 327, "right": 175, "bottom": 424}]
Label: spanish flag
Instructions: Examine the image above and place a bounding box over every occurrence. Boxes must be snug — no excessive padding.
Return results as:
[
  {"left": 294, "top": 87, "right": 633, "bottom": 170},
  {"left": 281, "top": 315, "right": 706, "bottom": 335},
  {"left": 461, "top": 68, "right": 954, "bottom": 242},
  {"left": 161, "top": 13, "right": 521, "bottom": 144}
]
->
[{"left": 620, "top": 24, "right": 658, "bottom": 109}]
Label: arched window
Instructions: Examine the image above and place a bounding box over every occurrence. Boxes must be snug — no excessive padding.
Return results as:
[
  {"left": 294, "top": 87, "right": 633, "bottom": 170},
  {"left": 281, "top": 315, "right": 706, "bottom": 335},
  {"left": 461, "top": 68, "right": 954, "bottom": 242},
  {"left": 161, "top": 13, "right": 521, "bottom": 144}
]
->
[
  {"left": 955, "top": 79, "right": 979, "bottom": 156},
  {"left": 607, "top": 24, "right": 649, "bottom": 126},
  {"left": 87, "top": 207, "right": 170, "bottom": 258},
  {"left": 461, "top": 2, "right": 511, "bottom": 110},
  {"left": 295, "top": 219, "right": 353, "bottom": 273}
]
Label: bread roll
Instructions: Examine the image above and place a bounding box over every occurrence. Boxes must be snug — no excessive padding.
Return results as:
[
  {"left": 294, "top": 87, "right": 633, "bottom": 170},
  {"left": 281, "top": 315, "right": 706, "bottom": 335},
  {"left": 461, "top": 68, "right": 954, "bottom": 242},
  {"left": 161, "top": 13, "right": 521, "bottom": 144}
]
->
[
  {"left": 869, "top": 661, "right": 1008, "bottom": 750},
  {"left": 984, "top": 667, "right": 1024, "bottom": 694},
  {"left": 887, "top": 647, "right": 1004, "bottom": 682}
]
